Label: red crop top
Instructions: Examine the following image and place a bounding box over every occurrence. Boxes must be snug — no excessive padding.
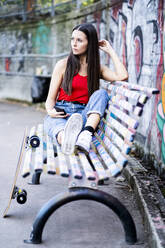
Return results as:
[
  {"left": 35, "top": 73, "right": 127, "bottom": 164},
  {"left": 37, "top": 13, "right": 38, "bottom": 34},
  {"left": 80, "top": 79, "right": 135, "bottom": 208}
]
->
[{"left": 57, "top": 73, "right": 89, "bottom": 104}]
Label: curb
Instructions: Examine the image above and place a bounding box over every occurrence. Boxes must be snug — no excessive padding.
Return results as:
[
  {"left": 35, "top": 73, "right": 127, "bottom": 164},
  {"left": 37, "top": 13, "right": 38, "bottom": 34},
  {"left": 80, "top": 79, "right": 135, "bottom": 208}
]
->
[{"left": 124, "top": 157, "right": 165, "bottom": 248}]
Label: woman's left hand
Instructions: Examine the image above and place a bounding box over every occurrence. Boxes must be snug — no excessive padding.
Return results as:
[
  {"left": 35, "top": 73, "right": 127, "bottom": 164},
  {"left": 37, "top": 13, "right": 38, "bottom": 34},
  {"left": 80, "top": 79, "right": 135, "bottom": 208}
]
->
[{"left": 99, "top": 39, "right": 113, "bottom": 54}]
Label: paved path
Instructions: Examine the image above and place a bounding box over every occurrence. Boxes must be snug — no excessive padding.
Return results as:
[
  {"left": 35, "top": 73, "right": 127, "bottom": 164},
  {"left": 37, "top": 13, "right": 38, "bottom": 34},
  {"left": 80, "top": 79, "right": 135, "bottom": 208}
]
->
[{"left": 0, "top": 101, "right": 148, "bottom": 248}]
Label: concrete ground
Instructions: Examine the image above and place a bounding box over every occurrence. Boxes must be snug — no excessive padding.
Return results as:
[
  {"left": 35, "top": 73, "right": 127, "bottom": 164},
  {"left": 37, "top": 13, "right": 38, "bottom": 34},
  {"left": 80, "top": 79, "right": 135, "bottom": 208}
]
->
[{"left": 0, "top": 101, "right": 150, "bottom": 248}]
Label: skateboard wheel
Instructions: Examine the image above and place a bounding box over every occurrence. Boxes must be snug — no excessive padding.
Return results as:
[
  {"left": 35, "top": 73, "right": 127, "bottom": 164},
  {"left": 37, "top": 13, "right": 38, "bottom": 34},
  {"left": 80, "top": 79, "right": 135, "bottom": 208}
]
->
[
  {"left": 22, "top": 189, "right": 27, "bottom": 196},
  {"left": 30, "top": 135, "right": 40, "bottom": 148},
  {"left": 17, "top": 190, "right": 27, "bottom": 204}
]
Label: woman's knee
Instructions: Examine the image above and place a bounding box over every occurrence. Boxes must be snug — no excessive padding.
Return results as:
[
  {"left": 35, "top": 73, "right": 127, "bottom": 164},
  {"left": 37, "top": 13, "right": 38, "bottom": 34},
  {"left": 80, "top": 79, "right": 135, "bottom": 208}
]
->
[
  {"left": 43, "top": 115, "right": 66, "bottom": 139},
  {"left": 90, "top": 89, "right": 109, "bottom": 101}
]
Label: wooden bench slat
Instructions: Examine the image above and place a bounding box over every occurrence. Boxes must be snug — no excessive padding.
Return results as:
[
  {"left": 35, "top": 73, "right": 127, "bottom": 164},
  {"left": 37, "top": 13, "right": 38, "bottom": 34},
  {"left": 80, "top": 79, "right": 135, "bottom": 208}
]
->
[
  {"left": 109, "top": 89, "right": 137, "bottom": 106},
  {"left": 22, "top": 147, "right": 32, "bottom": 177},
  {"left": 100, "top": 121, "right": 131, "bottom": 154},
  {"left": 56, "top": 146, "right": 69, "bottom": 177},
  {"left": 78, "top": 152, "right": 96, "bottom": 180},
  {"left": 107, "top": 104, "right": 139, "bottom": 129},
  {"left": 92, "top": 137, "right": 121, "bottom": 177},
  {"left": 119, "top": 87, "right": 147, "bottom": 105},
  {"left": 105, "top": 112, "right": 135, "bottom": 142},
  {"left": 101, "top": 80, "right": 157, "bottom": 100},
  {"left": 22, "top": 126, "right": 36, "bottom": 177},
  {"left": 89, "top": 150, "right": 109, "bottom": 180},
  {"left": 114, "top": 81, "right": 159, "bottom": 96},
  {"left": 46, "top": 136, "right": 56, "bottom": 175},
  {"left": 110, "top": 95, "right": 143, "bottom": 116},
  {"left": 95, "top": 131, "right": 127, "bottom": 168},
  {"left": 106, "top": 84, "right": 148, "bottom": 104},
  {"left": 104, "top": 135, "right": 127, "bottom": 166},
  {"left": 68, "top": 154, "right": 83, "bottom": 179},
  {"left": 34, "top": 124, "right": 44, "bottom": 172}
]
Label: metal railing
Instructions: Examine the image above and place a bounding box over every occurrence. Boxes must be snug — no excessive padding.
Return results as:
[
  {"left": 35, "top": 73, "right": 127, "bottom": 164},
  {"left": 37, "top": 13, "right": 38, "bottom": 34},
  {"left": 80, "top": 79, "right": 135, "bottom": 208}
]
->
[
  {"left": 0, "top": 52, "right": 69, "bottom": 77},
  {"left": 0, "top": 0, "right": 98, "bottom": 21}
]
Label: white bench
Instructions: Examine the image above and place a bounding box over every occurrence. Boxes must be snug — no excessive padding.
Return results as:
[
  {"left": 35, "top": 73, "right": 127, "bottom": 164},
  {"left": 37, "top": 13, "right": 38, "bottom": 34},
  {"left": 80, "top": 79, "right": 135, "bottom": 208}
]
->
[{"left": 23, "top": 81, "right": 159, "bottom": 245}]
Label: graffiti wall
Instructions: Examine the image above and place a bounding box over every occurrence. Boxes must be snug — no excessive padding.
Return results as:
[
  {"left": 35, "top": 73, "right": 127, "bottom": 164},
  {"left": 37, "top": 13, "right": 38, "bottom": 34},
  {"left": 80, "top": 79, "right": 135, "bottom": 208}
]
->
[
  {"left": 0, "top": 21, "right": 51, "bottom": 74},
  {"left": 108, "top": 0, "right": 164, "bottom": 171},
  {"left": 0, "top": 30, "right": 32, "bottom": 72},
  {"left": 157, "top": 16, "right": 165, "bottom": 166}
]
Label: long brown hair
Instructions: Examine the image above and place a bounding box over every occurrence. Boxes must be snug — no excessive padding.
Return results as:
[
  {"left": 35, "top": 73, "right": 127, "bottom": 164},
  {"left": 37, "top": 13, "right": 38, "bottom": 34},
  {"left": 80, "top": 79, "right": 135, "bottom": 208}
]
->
[{"left": 62, "top": 23, "right": 100, "bottom": 97}]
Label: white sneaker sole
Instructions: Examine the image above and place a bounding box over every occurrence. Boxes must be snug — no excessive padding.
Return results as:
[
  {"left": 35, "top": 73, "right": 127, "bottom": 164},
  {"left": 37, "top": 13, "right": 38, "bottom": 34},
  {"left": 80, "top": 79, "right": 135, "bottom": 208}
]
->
[
  {"left": 75, "top": 141, "right": 90, "bottom": 155},
  {"left": 61, "top": 113, "right": 83, "bottom": 155}
]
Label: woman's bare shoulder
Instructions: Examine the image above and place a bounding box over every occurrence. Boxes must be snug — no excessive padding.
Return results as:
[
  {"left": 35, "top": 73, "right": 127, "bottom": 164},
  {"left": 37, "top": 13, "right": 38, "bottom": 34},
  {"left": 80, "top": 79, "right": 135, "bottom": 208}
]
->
[
  {"left": 53, "top": 57, "right": 68, "bottom": 75},
  {"left": 56, "top": 57, "right": 68, "bottom": 68}
]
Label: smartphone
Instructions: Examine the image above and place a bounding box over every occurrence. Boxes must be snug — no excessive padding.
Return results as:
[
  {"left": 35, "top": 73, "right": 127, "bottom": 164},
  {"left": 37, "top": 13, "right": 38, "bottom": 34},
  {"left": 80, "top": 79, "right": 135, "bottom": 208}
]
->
[{"left": 54, "top": 106, "right": 66, "bottom": 115}]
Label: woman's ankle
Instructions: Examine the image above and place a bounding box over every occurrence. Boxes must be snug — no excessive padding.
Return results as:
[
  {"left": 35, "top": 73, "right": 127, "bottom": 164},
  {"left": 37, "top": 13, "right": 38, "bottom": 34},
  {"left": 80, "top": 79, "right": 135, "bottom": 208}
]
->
[{"left": 57, "top": 130, "right": 64, "bottom": 145}]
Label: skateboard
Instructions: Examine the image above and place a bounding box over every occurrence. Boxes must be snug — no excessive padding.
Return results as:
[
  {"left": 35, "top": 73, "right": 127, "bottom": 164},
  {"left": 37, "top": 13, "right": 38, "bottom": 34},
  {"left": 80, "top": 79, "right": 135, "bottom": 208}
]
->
[{"left": 3, "top": 128, "right": 28, "bottom": 218}]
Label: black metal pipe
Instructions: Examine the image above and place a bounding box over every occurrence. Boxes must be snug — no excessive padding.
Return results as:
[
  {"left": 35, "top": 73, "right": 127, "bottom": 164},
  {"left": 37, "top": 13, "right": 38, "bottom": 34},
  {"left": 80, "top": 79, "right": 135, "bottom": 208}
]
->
[
  {"left": 31, "top": 171, "right": 42, "bottom": 185},
  {"left": 24, "top": 187, "right": 137, "bottom": 245}
]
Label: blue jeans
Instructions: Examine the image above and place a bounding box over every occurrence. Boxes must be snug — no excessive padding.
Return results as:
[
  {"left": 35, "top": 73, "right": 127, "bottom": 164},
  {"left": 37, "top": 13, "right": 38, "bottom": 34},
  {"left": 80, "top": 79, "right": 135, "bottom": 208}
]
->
[{"left": 44, "top": 89, "right": 109, "bottom": 140}]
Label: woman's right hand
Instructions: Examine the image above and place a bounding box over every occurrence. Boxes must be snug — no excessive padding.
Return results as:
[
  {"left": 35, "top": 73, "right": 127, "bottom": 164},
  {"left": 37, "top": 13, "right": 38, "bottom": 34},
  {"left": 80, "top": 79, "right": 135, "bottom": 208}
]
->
[{"left": 47, "top": 108, "right": 69, "bottom": 118}]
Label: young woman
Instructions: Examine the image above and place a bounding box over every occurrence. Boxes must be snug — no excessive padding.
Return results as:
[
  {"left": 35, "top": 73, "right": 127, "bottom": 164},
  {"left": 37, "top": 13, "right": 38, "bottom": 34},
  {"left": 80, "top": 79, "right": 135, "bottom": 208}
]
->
[{"left": 44, "top": 23, "right": 128, "bottom": 155}]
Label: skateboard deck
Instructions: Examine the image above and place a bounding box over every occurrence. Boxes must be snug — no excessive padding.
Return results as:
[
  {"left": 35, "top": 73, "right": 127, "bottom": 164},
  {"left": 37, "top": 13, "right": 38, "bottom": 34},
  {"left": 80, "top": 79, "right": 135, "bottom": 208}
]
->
[{"left": 3, "top": 128, "right": 28, "bottom": 218}]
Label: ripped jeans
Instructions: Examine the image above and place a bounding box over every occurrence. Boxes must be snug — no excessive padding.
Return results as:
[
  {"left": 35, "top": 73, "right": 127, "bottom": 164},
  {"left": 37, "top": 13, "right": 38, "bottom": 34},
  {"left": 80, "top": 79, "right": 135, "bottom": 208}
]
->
[{"left": 44, "top": 89, "right": 109, "bottom": 141}]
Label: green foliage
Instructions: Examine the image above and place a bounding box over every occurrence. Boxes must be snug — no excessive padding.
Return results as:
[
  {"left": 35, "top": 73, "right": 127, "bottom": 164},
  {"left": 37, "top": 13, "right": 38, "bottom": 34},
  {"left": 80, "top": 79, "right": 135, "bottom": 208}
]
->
[
  {"left": 55, "top": 0, "right": 70, "bottom": 3},
  {"left": 82, "top": 0, "right": 94, "bottom": 6},
  {"left": 0, "top": 0, "right": 22, "bottom": 6},
  {"left": 0, "top": 0, "right": 98, "bottom": 13},
  {"left": 36, "top": 0, "right": 71, "bottom": 8},
  {"left": 0, "top": 0, "right": 5, "bottom": 5},
  {"left": 37, "top": 0, "right": 51, "bottom": 7},
  {"left": 36, "top": 0, "right": 97, "bottom": 8},
  {"left": 0, "top": 0, "right": 97, "bottom": 8}
]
